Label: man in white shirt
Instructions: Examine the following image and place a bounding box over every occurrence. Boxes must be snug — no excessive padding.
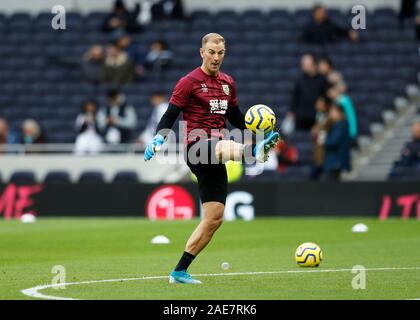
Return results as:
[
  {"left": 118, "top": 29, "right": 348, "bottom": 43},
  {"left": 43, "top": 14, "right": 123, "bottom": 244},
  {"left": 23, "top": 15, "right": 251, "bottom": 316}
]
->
[{"left": 137, "top": 92, "right": 169, "bottom": 145}]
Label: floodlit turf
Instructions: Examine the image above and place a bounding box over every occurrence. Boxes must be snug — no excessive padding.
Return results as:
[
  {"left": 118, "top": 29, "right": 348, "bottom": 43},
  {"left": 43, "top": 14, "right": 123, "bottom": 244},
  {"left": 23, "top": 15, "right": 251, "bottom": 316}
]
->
[{"left": 1, "top": 217, "right": 420, "bottom": 300}]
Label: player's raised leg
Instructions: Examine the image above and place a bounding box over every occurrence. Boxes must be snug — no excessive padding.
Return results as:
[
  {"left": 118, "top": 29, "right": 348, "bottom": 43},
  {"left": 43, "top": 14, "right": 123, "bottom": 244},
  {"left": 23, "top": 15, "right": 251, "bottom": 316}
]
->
[{"left": 214, "top": 132, "right": 281, "bottom": 163}]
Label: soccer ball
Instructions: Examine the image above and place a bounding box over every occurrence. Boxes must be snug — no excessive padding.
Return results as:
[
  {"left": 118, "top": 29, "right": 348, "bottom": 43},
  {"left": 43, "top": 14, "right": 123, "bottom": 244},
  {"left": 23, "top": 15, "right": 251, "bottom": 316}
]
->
[
  {"left": 295, "top": 242, "right": 323, "bottom": 267},
  {"left": 244, "top": 104, "right": 276, "bottom": 134}
]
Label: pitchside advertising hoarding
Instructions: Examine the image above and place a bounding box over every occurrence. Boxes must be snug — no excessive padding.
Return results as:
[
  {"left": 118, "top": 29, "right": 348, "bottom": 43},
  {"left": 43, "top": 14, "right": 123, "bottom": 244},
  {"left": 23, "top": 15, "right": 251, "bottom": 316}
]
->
[{"left": 0, "top": 182, "right": 419, "bottom": 220}]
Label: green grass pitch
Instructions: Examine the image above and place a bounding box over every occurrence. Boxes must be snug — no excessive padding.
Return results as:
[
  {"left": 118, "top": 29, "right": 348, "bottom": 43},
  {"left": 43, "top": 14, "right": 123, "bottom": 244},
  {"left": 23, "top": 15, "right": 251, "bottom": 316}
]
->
[{"left": 1, "top": 217, "right": 420, "bottom": 300}]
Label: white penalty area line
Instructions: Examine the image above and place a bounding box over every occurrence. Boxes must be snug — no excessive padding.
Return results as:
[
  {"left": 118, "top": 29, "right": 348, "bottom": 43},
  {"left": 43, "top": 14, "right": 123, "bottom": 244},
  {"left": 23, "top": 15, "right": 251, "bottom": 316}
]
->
[{"left": 21, "top": 266, "right": 420, "bottom": 300}]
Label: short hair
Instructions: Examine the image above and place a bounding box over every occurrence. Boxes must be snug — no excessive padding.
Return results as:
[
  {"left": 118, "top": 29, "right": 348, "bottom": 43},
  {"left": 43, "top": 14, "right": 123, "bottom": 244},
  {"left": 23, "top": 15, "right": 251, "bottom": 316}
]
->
[
  {"left": 319, "top": 56, "right": 333, "bottom": 68},
  {"left": 201, "top": 33, "right": 225, "bottom": 47},
  {"left": 107, "top": 87, "right": 121, "bottom": 99}
]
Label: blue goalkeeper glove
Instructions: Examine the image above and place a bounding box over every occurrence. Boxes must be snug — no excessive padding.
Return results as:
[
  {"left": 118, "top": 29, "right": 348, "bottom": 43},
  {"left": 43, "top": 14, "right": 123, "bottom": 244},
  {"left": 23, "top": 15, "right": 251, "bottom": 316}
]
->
[{"left": 144, "top": 134, "right": 164, "bottom": 161}]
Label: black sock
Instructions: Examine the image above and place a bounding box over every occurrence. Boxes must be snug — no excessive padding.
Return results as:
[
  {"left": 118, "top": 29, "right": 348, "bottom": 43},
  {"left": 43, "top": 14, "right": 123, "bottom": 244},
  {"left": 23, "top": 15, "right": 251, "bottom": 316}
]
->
[{"left": 174, "top": 251, "right": 196, "bottom": 271}]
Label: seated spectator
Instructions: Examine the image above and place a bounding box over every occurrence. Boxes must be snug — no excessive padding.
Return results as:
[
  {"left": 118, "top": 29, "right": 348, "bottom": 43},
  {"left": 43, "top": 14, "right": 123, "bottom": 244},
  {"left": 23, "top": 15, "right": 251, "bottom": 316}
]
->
[
  {"left": 0, "top": 118, "right": 20, "bottom": 153},
  {"left": 400, "top": 121, "right": 420, "bottom": 166},
  {"left": 21, "top": 119, "right": 46, "bottom": 144},
  {"left": 81, "top": 44, "right": 105, "bottom": 83},
  {"left": 151, "top": 0, "right": 185, "bottom": 20},
  {"left": 318, "top": 57, "right": 347, "bottom": 96},
  {"left": 302, "top": 4, "right": 359, "bottom": 44},
  {"left": 74, "top": 100, "right": 104, "bottom": 155},
  {"left": 275, "top": 139, "right": 299, "bottom": 171},
  {"left": 145, "top": 40, "right": 173, "bottom": 72},
  {"left": 102, "top": 43, "right": 135, "bottom": 85},
  {"left": 102, "top": 0, "right": 141, "bottom": 34},
  {"left": 137, "top": 92, "right": 169, "bottom": 146},
  {"left": 97, "top": 89, "right": 137, "bottom": 144},
  {"left": 322, "top": 105, "right": 351, "bottom": 181},
  {"left": 287, "top": 54, "right": 327, "bottom": 130},
  {"left": 115, "top": 33, "right": 146, "bottom": 78},
  {"left": 0, "top": 118, "right": 19, "bottom": 144}
]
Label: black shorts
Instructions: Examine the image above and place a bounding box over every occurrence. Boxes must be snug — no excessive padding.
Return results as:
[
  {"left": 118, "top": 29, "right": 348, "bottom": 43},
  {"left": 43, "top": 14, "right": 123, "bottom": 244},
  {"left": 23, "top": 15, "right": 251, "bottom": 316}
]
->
[{"left": 185, "top": 139, "right": 227, "bottom": 205}]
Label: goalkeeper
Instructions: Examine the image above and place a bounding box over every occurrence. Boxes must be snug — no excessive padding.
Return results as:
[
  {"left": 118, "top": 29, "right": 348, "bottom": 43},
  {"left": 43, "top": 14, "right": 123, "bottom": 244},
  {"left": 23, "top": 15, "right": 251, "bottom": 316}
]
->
[{"left": 144, "top": 33, "right": 279, "bottom": 284}]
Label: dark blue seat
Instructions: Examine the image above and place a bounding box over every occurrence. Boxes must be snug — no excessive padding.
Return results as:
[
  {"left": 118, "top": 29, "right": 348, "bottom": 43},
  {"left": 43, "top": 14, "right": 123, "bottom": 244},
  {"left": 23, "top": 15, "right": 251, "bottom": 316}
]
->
[
  {"left": 241, "top": 9, "right": 264, "bottom": 20},
  {"left": 9, "top": 12, "right": 32, "bottom": 22},
  {"left": 79, "top": 171, "right": 105, "bottom": 184},
  {"left": 241, "top": 18, "right": 266, "bottom": 31},
  {"left": 113, "top": 171, "right": 140, "bottom": 183},
  {"left": 44, "top": 171, "right": 71, "bottom": 183},
  {"left": 216, "top": 9, "right": 237, "bottom": 20},
  {"left": 191, "top": 10, "right": 213, "bottom": 21},
  {"left": 10, "top": 171, "right": 37, "bottom": 185}
]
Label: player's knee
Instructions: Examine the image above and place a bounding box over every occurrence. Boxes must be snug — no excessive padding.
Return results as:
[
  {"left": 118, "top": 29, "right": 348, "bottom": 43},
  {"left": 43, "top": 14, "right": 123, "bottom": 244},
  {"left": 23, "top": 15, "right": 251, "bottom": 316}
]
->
[
  {"left": 215, "top": 140, "right": 241, "bottom": 162},
  {"left": 206, "top": 215, "right": 223, "bottom": 232}
]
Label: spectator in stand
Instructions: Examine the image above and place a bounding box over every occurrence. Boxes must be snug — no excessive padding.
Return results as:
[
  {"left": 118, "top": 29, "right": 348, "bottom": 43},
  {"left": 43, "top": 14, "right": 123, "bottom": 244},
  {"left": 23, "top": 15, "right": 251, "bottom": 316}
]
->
[
  {"left": 74, "top": 100, "right": 104, "bottom": 155},
  {"left": 310, "top": 95, "right": 332, "bottom": 180},
  {"left": 102, "top": 43, "right": 135, "bottom": 85},
  {"left": 21, "top": 119, "right": 46, "bottom": 147},
  {"left": 81, "top": 44, "right": 105, "bottom": 83},
  {"left": 400, "top": 121, "right": 420, "bottom": 166},
  {"left": 318, "top": 57, "right": 347, "bottom": 96},
  {"left": 318, "top": 56, "right": 358, "bottom": 145},
  {"left": 151, "top": 0, "right": 185, "bottom": 20},
  {"left": 327, "top": 76, "right": 358, "bottom": 145},
  {"left": 115, "top": 33, "right": 146, "bottom": 79},
  {"left": 102, "top": 0, "right": 142, "bottom": 34},
  {"left": 399, "top": 0, "right": 417, "bottom": 23},
  {"left": 398, "top": 1, "right": 420, "bottom": 40},
  {"left": 322, "top": 105, "right": 351, "bottom": 181},
  {"left": 137, "top": 92, "right": 169, "bottom": 146},
  {"left": 302, "top": 4, "right": 359, "bottom": 44},
  {"left": 287, "top": 54, "right": 327, "bottom": 130},
  {"left": 145, "top": 40, "right": 173, "bottom": 72},
  {"left": 0, "top": 118, "right": 20, "bottom": 153},
  {"left": 0, "top": 118, "right": 19, "bottom": 145},
  {"left": 97, "top": 89, "right": 137, "bottom": 144}
]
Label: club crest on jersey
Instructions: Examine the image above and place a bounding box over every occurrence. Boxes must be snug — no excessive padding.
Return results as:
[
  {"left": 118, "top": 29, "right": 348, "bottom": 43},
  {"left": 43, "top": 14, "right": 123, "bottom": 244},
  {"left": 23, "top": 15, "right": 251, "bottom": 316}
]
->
[{"left": 222, "top": 84, "right": 229, "bottom": 95}]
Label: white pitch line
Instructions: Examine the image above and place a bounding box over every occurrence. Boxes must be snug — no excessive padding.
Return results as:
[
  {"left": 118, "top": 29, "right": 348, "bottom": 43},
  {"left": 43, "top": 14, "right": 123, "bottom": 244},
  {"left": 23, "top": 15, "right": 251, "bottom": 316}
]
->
[{"left": 21, "top": 266, "right": 420, "bottom": 300}]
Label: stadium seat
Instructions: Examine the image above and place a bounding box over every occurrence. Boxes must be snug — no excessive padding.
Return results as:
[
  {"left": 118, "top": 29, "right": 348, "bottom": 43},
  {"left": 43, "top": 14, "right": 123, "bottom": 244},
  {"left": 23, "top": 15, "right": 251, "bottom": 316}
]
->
[
  {"left": 9, "top": 171, "right": 37, "bottom": 185},
  {"left": 113, "top": 171, "right": 140, "bottom": 183},
  {"left": 79, "top": 171, "right": 105, "bottom": 184},
  {"left": 44, "top": 171, "right": 71, "bottom": 184}
]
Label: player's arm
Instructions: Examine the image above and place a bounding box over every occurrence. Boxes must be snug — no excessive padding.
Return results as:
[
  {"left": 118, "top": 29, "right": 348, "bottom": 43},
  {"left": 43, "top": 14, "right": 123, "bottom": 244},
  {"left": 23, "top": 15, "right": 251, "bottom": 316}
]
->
[
  {"left": 226, "top": 106, "right": 246, "bottom": 130},
  {"left": 226, "top": 80, "right": 247, "bottom": 130}
]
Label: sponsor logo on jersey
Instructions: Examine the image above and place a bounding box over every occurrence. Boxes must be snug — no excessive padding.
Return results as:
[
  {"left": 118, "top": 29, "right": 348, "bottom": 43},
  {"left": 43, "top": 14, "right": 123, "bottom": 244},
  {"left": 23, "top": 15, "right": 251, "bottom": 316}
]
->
[
  {"left": 222, "top": 84, "right": 230, "bottom": 95},
  {"left": 209, "top": 99, "right": 228, "bottom": 114}
]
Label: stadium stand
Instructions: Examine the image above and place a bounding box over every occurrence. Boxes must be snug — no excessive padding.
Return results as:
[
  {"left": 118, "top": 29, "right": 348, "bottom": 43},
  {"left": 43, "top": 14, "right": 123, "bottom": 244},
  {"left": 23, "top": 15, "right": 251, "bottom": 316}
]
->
[
  {"left": 0, "top": 6, "right": 419, "bottom": 182},
  {"left": 44, "top": 170, "right": 72, "bottom": 184},
  {"left": 113, "top": 170, "right": 140, "bottom": 183},
  {"left": 9, "top": 170, "right": 36, "bottom": 185},
  {"left": 78, "top": 170, "right": 106, "bottom": 183}
]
